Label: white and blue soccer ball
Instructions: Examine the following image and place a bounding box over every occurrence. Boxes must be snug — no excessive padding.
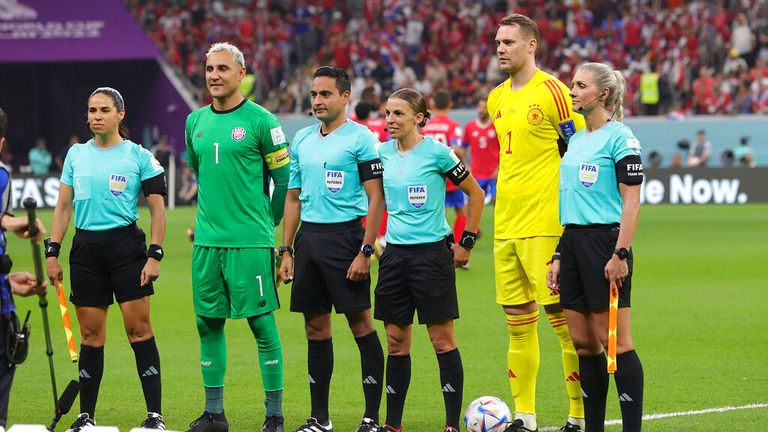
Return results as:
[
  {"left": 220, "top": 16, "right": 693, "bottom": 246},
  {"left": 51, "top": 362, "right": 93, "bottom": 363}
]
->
[{"left": 464, "top": 396, "right": 512, "bottom": 432}]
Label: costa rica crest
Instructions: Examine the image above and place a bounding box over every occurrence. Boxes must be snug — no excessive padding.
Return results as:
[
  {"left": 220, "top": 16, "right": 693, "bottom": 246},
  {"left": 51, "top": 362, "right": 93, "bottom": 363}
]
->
[{"left": 231, "top": 127, "right": 246, "bottom": 141}]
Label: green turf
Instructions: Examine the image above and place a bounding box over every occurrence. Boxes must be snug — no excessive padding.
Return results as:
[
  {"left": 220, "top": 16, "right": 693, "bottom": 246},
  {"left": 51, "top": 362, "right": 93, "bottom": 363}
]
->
[{"left": 6, "top": 204, "right": 768, "bottom": 431}]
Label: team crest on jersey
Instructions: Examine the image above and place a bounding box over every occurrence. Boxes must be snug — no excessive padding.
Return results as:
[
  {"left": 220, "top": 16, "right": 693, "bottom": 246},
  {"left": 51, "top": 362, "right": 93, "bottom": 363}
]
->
[
  {"left": 527, "top": 105, "right": 544, "bottom": 126},
  {"left": 231, "top": 127, "right": 246, "bottom": 141},
  {"left": 109, "top": 174, "right": 128, "bottom": 196},
  {"left": 325, "top": 170, "right": 345, "bottom": 193},
  {"left": 408, "top": 185, "right": 427, "bottom": 208},
  {"left": 579, "top": 163, "right": 599, "bottom": 188}
]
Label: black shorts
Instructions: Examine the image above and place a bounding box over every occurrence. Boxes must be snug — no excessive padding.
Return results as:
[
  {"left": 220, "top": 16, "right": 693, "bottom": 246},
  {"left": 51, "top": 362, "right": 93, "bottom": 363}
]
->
[
  {"left": 69, "top": 222, "right": 153, "bottom": 307},
  {"left": 290, "top": 218, "right": 371, "bottom": 314},
  {"left": 374, "top": 238, "right": 459, "bottom": 325},
  {"left": 559, "top": 224, "right": 632, "bottom": 311}
]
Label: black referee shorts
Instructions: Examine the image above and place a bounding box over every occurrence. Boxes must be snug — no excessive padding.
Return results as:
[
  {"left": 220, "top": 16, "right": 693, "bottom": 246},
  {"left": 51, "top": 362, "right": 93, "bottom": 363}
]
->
[
  {"left": 374, "top": 238, "right": 459, "bottom": 325},
  {"left": 290, "top": 218, "right": 371, "bottom": 314},
  {"left": 559, "top": 224, "right": 633, "bottom": 311},
  {"left": 69, "top": 222, "right": 153, "bottom": 307}
]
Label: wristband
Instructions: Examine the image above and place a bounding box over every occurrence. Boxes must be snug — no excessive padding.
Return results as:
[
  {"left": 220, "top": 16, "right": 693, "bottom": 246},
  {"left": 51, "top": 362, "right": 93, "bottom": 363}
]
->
[
  {"left": 148, "top": 244, "right": 164, "bottom": 261},
  {"left": 44, "top": 238, "right": 61, "bottom": 258},
  {"left": 551, "top": 254, "right": 561, "bottom": 261},
  {"left": 278, "top": 245, "right": 294, "bottom": 257},
  {"left": 458, "top": 231, "right": 478, "bottom": 249}
]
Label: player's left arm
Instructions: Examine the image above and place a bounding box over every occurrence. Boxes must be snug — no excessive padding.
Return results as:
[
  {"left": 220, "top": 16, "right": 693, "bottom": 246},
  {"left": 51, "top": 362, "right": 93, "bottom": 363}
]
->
[
  {"left": 260, "top": 116, "right": 291, "bottom": 226},
  {"left": 442, "top": 148, "right": 484, "bottom": 268},
  {"left": 543, "top": 79, "right": 586, "bottom": 156},
  {"left": 605, "top": 127, "right": 643, "bottom": 287},
  {"left": 348, "top": 130, "right": 384, "bottom": 282},
  {"left": 139, "top": 149, "right": 167, "bottom": 286}
]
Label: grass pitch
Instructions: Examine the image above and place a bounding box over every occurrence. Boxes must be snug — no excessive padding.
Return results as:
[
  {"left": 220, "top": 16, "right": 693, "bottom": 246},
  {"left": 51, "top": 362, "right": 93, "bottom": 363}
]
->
[{"left": 7, "top": 204, "right": 768, "bottom": 431}]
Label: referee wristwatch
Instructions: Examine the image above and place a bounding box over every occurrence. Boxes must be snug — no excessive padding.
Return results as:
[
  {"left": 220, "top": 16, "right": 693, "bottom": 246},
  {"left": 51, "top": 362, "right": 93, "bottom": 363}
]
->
[
  {"left": 360, "top": 244, "right": 375, "bottom": 257},
  {"left": 458, "top": 231, "right": 478, "bottom": 249},
  {"left": 278, "top": 246, "right": 294, "bottom": 257},
  {"left": 614, "top": 247, "right": 629, "bottom": 261}
]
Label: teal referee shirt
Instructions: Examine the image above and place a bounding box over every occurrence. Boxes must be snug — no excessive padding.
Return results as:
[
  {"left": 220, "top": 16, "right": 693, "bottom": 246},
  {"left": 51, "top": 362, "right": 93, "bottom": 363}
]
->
[
  {"left": 379, "top": 137, "right": 461, "bottom": 245},
  {"left": 288, "top": 121, "right": 380, "bottom": 223},
  {"left": 61, "top": 140, "right": 165, "bottom": 230},
  {"left": 559, "top": 122, "right": 641, "bottom": 225}
]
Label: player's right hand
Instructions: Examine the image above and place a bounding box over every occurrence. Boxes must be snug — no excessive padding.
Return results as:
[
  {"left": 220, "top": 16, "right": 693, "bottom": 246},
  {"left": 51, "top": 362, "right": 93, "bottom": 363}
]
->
[
  {"left": 46, "top": 257, "right": 63, "bottom": 286},
  {"left": 278, "top": 254, "right": 294, "bottom": 284}
]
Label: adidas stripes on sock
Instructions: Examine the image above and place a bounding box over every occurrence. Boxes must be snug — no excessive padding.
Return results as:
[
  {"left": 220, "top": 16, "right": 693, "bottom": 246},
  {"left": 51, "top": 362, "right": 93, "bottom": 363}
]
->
[
  {"left": 355, "top": 331, "right": 384, "bottom": 423},
  {"left": 615, "top": 350, "right": 644, "bottom": 432},
  {"left": 437, "top": 349, "right": 464, "bottom": 430},
  {"left": 579, "top": 353, "right": 609, "bottom": 432},
  {"left": 384, "top": 354, "right": 411, "bottom": 429},
  {"left": 308, "top": 338, "right": 333, "bottom": 425},
  {"left": 131, "top": 337, "right": 162, "bottom": 414},
  {"left": 79, "top": 344, "right": 104, "bottom": 417}
]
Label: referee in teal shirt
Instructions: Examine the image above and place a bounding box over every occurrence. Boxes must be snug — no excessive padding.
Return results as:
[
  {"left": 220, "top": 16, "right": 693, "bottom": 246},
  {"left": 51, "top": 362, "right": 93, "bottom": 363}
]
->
[
  {"left": 375, "top": 88, "right": 484, "bottom": 432},
  {"left": 279, "top": 67, "right": 386, "bottom": 432},
  {"left": 45, "top": 88, "right": 167, "bottom": 431},
  {"left": 547, "top": 63, "right": 644, "bottom": 432}
]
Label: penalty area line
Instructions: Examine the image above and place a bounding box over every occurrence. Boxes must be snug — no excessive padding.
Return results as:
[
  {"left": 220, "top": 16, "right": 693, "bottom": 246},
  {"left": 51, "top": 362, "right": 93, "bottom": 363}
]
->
[{"left": 539, "top": 403, "right": 768, "bottom": 431}]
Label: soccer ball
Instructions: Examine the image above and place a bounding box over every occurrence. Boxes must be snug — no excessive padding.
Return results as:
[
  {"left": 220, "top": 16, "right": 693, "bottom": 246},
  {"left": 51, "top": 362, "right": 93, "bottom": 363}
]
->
[{"left": 464, "top": 396, "right": 512, "bottom": 432}]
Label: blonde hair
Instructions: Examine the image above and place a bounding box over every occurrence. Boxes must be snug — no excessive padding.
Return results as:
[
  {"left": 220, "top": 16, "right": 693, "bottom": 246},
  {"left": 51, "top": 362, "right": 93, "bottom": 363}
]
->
[{"left": 576, "top": 62, "right": 626, "bottom": 121}]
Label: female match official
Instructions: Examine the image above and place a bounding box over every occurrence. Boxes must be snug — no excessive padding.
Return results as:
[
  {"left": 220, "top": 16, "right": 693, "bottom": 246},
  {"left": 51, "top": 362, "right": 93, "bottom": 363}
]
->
[
  {"left": 45, "top": 87, "right": 167, "bottom": 431},
  {"left": 375, "top": 88, "right": 484, "bottom": 432},
  {"left": 547, "top": 63, "right": 644, "bottom": 432}
]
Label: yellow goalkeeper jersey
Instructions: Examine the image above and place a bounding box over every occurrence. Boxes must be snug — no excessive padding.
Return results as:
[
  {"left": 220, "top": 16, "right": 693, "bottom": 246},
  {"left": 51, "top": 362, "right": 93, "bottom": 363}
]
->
[{"left": 488, "top": 69, "right": 585, "bottom": 239}]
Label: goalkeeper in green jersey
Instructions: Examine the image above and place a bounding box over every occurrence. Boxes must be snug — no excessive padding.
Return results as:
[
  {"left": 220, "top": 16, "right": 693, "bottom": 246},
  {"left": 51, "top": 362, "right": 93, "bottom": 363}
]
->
[{"left": 184, "top": 42, "right": 290, "bottom": 432}]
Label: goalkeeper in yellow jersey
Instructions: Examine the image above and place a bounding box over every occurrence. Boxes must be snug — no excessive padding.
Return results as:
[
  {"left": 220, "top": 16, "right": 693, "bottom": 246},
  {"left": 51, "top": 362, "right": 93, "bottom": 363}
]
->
[{"left": 488, "top": 14, "right": 586, "bottom": 432}]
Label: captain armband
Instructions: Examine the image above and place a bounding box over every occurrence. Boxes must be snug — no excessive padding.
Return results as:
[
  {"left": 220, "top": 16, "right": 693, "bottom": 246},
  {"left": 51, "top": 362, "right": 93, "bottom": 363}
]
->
[
  {"left": 141, "top": 173, "right": 167, "bottom": 197},
  {"left": 265, "top": 147, "right": 290, "bottom": 170},
  {"left": 615, "top": 155, "right": 644, "bottom": 185},
  {"left": 358, "top": 158, "right": 383, "bottom": 182},
  {"left": 445, "top": 161, "right": 469, "bottom": 186}
]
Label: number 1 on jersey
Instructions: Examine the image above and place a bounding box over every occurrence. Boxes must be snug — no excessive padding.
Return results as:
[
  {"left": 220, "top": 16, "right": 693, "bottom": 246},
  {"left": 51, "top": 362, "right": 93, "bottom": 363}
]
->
[
  {"left": 505, "top": 131, "right": 513, "bottom": 154},
  {"left": 213, "top": 142, "right": 219, "bottom": 164}
]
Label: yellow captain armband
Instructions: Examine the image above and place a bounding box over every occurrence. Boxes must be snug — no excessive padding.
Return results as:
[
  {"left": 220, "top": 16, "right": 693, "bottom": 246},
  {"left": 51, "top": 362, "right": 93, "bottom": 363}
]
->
[{"left": 265, "top": 147, "right": 290, "bottom": 170}]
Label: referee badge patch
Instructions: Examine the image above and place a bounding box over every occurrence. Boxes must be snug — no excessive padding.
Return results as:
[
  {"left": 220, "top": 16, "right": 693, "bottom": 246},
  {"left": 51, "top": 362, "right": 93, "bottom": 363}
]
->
[
  {"left": 559, "top": 120, "right": 577, "bottom": 139},
  {"left": 109, "top": 174, "right": 128, "bottom": 196},
  {"left": 579, "top": 163, "right": 599, "bottom": 188},
  {"left": 408, "top": 185, "right": 427, "bottom": 208},
  {"left": 325, "top": 170, "right": 345, "bottom": 193},
  {"left": 231, "top": 127, "right": 246, "bottom": 141}
]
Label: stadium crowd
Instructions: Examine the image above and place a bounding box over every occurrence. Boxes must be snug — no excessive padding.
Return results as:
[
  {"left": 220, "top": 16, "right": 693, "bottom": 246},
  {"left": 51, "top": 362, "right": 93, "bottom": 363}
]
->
[{"left": 124, "top": 0, "right": 768, "bottom": 116}]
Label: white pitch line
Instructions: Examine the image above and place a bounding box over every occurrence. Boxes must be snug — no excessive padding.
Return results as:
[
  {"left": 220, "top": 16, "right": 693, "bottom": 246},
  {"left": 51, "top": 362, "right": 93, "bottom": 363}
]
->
[{"left": 539, "top": 403, "right": 768, "bottom": 431}]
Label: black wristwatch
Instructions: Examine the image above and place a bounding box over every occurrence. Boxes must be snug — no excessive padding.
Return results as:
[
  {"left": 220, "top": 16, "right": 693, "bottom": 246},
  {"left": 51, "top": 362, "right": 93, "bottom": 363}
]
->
[
  {"left": 614, "top": 247, "right": 629, "bottom": 261},
  {"left": 44, "top": 238, "right": 61, "bottom": 258},
  {"left": 458, "top": 231, "right": 478, "bottom": 249},
  {"left": 360, "top": 244, "right": 374, "bottom": 257},
  {"left": 278, "top": 245, "right": 294, "bottom": 257}
]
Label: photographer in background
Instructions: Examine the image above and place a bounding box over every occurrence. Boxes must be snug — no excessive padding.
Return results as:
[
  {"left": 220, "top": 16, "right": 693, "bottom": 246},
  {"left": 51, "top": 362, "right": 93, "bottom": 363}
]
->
[{"left": 0, "top": 107, "right": 47, "bottom": 430}]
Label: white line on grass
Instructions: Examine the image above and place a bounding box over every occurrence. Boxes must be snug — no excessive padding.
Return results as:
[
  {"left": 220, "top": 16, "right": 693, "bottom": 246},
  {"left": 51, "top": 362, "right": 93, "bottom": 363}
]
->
[{"left": 539, "top": 403, "right": 768, "bottom": 431}]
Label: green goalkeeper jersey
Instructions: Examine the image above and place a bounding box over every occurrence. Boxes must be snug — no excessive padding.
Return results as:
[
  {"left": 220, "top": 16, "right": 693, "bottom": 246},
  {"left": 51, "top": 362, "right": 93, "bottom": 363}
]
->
[{"left": 185, "top": 99, "right": 290, "bottom": 247}]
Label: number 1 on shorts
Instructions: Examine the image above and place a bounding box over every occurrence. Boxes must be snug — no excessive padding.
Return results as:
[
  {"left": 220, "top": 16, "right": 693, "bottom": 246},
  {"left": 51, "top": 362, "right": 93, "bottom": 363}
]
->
[{"left": 256, "top": 275, "right": 264, "bottom": 297}]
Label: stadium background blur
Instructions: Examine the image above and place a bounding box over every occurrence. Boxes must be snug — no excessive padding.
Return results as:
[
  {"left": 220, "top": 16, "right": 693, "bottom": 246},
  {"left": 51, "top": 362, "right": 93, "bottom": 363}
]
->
[{"left": 0, "top": 0, "right": 766, "bottom": 430}]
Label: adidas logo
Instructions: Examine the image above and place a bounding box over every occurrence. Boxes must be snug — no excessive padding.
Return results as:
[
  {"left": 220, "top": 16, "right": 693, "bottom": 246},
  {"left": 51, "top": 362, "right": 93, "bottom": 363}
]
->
[
  {"left": 442, "top": 383, "right": 456, "bottom": 393},
  {"left": 142, "top": 366, "right": 159, "bottom": 377},
  {"left": 508, "top": 369, "right": 517, "bottom": 378},
  {"left": 79, "top": 369, "right": 91, "bottom": 379},
  {"left": 495, "top": 111, "right": 502, "bottom": 119},
  {"left": 309, "top": 375, "right": 316, "bottom": 384},
  {"left": 619, "top": 393, "right": 634, "bottom": 402},
  {"left": 386, "top": 385, "right": 396, "bottom": 394},
  {"left": 363, "top": 375, "right": 378, "bottom": 385},
  {"left": 565, "top": 372, "right": 581, "bottom": 382},
  {"left": 265, "top": 359, "right": 279, "bottom": 366}
]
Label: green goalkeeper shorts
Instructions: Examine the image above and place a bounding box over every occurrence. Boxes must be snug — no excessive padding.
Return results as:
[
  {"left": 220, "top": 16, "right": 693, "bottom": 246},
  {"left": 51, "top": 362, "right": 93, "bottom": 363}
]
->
[{"left": 192, "top": 246, "right": 279, "bottom": 319}]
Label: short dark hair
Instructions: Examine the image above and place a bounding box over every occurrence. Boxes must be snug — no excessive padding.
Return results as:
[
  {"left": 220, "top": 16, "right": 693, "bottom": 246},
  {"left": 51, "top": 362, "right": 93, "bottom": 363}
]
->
[
  {"left": 0, "top": 107, "right": 6, "bottom": 138},
  {"left": 432, "top": 90, "right": 451, "bottom": 110},
  {"left": 499, "top": 14, "right": 540, "bottom": 45},
  {"left": 314, "top": 66, "right": 351, "bottom": 95},
  {"left": 354, "top": 102, "right": 372, "bottom": 121}
]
